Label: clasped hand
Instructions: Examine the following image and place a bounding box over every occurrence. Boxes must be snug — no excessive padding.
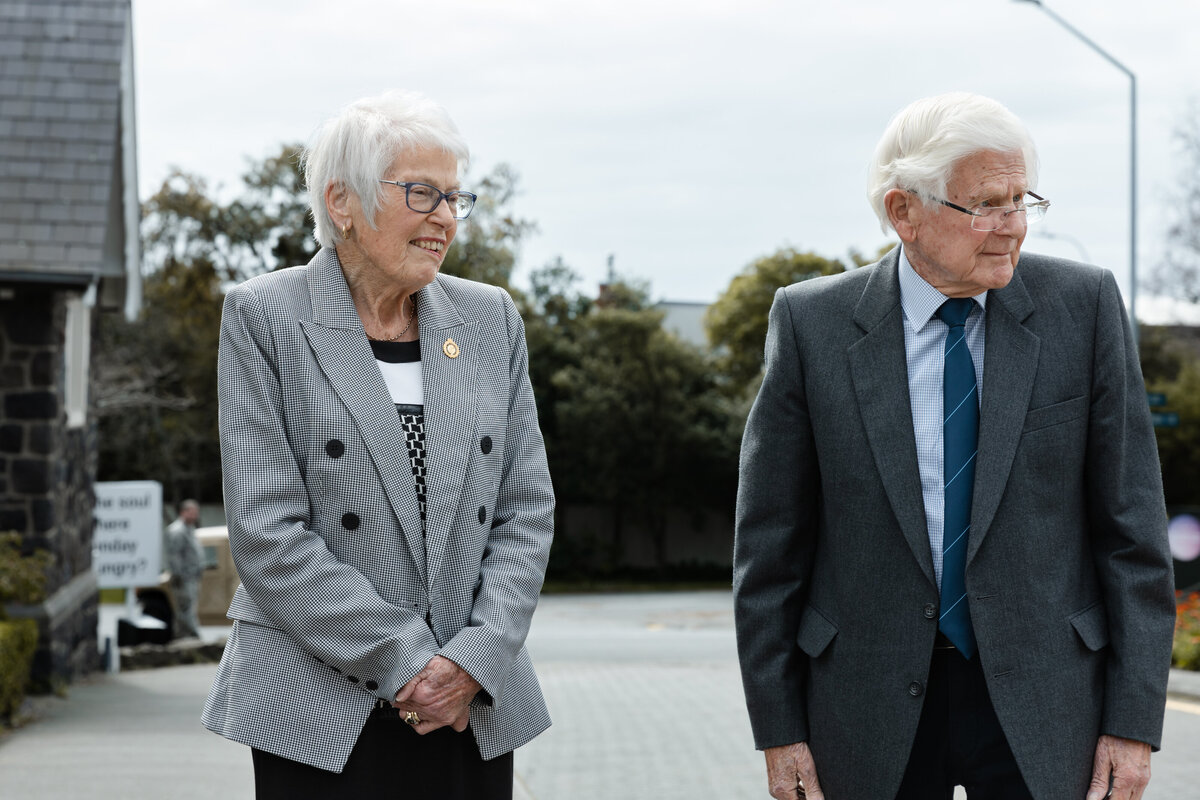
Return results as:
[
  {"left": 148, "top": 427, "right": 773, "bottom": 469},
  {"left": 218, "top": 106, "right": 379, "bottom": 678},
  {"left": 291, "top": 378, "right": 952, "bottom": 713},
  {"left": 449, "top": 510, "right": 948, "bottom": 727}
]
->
[{"left": 392, "top": 655, "right": 480, "bottom": 735}]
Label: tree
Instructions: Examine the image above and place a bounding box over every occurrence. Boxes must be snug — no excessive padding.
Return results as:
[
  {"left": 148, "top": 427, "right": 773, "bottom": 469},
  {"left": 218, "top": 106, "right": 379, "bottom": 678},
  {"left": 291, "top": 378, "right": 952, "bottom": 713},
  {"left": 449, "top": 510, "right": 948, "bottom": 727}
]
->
[
  {"left": 705, "top": 248, "right": 850, "bottom": 394},
  {"left": 1140, "top": 327, "right": 1200, "bottom": 507},
  {"left": 1149, "top": 358, "right": 1200, "bottom": 507},
  {"left": 519, "top": 258, "right": 593, "bottom": 459},
  {"left": 440, "top": 164, "right": 536, "bottom": 289},
  {"left": 550, "top": 295, "right": 740, "bottom": 573},
  {"left": 235, "top": 144, "right": 317, "bottom": 272},
  {"left": 94, "top": 254, "right": 226, "bottom": 501},
  {"left": 517, "top": 262, "right": 744, "bottom": 577},
  {"left": 141, "top": 143, "right": 315, "bottom": 284},
  {"left": 1151, "top": 100, "right": 1200, "bottom": 303}
]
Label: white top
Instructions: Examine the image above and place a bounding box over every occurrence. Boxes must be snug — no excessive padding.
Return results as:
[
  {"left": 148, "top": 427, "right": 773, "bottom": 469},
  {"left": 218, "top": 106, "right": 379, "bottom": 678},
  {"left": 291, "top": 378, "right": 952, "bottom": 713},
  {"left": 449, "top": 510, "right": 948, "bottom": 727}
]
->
[{"left": 368, "top": 339, "right": 423, "bottom": 406}]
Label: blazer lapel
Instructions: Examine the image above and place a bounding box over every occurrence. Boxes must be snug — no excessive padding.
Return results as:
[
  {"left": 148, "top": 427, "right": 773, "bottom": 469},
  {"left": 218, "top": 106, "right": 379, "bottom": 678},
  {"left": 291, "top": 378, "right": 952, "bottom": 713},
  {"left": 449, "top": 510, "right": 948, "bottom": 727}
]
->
[
  {"left": 848, "top": 253, "right": 937, "bottom": 587},
  {"left": 416, "top": 278, "right": 479, "bottom": 592},
  {"left": 968, "top": 269, "right": 1039, "bottom": 564},
  {"left": 300, "top": 249, "right": 428, "bottom": 583}
]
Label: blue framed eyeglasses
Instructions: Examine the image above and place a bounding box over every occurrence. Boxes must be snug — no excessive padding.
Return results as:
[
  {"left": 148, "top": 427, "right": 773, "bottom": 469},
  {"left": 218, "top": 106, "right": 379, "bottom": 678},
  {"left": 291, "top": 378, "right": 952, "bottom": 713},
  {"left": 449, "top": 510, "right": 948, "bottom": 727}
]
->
[{"left": 378, "top": 180, "right": 477, "bottom": 220}]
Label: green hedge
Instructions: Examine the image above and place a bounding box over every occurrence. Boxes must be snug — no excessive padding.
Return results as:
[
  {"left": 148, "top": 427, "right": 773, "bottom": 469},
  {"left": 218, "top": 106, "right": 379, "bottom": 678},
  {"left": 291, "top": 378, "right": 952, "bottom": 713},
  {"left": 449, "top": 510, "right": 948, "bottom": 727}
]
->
[{"left": 0, "top": 619, "right": 38, "bottom": 721}]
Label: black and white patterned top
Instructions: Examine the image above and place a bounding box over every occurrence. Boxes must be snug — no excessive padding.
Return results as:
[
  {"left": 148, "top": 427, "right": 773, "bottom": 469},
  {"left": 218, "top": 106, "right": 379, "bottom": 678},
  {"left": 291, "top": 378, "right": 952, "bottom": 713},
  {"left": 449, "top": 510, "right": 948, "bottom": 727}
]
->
[{"left": 369, "top": 339, "right": 426, "bottom": 531}]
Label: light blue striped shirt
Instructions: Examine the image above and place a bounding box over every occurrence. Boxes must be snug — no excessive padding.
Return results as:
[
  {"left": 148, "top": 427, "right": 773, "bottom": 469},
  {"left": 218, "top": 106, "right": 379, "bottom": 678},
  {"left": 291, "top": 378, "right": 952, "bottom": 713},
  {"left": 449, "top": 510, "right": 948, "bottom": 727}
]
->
[{"left": 898, "top": 247, "right": 986, "bottom": 589}]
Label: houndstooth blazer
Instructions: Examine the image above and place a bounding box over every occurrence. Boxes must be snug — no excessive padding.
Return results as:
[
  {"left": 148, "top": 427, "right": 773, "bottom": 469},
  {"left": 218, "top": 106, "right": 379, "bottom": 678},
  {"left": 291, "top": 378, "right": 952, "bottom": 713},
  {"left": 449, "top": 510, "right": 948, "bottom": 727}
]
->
[{"left": 201, "top": 247, "right": 554, "bottom": 771}]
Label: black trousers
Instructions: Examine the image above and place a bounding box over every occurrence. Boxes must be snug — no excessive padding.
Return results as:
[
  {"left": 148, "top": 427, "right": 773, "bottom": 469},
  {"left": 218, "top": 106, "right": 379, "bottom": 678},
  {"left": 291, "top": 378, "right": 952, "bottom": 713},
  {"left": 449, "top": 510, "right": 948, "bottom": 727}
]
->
[
  {"left": 895, "top": 641, "right": 1035, "bottom": 800},
  {"left": 252, "top": 704, "right": 514, "bottom": 800}
]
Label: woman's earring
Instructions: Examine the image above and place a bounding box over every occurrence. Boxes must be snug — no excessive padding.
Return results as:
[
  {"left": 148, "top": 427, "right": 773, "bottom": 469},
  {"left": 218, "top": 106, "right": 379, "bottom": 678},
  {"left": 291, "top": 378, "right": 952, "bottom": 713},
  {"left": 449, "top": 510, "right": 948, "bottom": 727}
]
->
[{"left": 340, "top": 222, "right": 351, "bottom": 239}]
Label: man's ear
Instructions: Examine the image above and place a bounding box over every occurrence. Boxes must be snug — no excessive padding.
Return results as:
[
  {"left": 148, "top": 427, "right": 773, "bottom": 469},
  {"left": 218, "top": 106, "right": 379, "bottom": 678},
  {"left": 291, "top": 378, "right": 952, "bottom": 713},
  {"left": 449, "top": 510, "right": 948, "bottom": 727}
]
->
[{"left": 884, "top": 188, "right": 918, "bottom": 243}]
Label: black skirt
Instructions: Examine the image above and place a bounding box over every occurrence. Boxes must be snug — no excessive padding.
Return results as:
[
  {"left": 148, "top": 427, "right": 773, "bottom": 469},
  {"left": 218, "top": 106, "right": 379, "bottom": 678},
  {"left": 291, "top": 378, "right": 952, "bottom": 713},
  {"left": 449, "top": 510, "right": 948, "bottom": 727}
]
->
[{"left": 252, "top": 704, "right": 513, "bottom": 799}]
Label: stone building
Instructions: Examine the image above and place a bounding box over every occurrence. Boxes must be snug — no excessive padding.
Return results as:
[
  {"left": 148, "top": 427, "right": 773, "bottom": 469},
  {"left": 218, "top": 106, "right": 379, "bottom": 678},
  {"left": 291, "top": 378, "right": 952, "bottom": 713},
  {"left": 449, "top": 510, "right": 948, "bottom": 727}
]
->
[{"left": 0, "top": 0, "right": 140, "bottom": 687}]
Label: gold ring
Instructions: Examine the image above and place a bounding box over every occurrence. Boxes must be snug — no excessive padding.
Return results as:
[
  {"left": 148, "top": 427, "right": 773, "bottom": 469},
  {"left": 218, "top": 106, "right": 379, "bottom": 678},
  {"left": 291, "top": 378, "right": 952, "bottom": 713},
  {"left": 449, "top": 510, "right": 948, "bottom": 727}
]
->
[{"left": 405, "top": 711, "right": 421, "bottom": 726}]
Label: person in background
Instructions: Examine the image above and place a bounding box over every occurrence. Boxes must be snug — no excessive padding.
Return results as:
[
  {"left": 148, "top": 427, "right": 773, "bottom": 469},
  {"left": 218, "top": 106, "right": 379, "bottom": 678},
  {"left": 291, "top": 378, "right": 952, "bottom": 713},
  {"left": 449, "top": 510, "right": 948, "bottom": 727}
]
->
[
  {"left": 202, "top": 90, "right": 555, "bottom": 800},
  {"left": 163, "top": 498, "right": 204, "bottom": 639},
  {"left": 734, "top": 92, "right": 1175, "bottom": 800}
]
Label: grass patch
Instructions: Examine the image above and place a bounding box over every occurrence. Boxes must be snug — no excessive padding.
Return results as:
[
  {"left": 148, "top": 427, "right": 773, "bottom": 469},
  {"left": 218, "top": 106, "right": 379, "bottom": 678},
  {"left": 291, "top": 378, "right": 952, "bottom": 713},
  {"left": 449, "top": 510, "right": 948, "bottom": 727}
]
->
[{"left": 98, "top": 588, "right": 126, "bottom": 604}]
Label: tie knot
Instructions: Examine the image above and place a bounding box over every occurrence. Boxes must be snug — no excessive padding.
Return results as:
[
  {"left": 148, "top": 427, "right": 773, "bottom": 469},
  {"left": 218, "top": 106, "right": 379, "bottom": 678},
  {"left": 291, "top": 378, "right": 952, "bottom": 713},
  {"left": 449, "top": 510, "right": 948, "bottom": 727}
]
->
[{"left": 936, "top": 297, "right": 974, "bottom": 328}]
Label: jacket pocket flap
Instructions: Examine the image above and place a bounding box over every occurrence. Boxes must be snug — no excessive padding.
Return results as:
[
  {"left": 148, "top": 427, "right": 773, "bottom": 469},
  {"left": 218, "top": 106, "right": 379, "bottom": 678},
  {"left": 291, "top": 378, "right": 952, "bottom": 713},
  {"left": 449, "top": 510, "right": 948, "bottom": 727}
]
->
[
  {"left": 1022, "top": 395, "right": 1087, "bottom": 433},
  {"left": 226, "top": 585, "right": 276, "bottom": 627},
  {"left": 795, "top": 604, "right": 838, "bottom": 658},
  {"left": 1069, "top": 601, "right": 1109, "bottom": 651}
]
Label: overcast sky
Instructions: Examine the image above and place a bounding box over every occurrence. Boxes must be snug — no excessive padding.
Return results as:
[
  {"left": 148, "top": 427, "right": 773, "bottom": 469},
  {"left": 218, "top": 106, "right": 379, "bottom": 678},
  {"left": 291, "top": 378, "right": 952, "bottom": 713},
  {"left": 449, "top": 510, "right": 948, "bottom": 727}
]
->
[{"left": 132, "top": 0, "right": 1200, "bottom": 322}]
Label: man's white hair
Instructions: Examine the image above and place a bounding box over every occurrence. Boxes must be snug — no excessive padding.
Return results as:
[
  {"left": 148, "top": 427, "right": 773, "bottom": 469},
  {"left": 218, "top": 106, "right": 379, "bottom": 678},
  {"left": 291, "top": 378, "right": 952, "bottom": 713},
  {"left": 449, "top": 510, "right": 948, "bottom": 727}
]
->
[
  {"left": 867, "top": 92, "right": 1039, "bottom": 233},
  {"left": 303, "top": 90, "right": 470, "bottom": 248}
]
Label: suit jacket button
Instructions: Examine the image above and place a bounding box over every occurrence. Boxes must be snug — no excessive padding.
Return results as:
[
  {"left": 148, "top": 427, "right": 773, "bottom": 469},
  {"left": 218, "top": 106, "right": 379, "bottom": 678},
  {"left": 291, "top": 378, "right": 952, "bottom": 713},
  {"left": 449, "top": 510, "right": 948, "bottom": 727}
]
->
[
  {"left": 365, "top": 680, "right": 378, "bottom": 691},
  {"left": 923, "top": 603, "right": 937, "bottom": 619},
  {"left": 908, "top": 681, "right": 924, "bottom": 697},
  {"left": 342, "top": 512, "right": 360, "bottom": 530},
  {"left": 347, "top": 676, "right": 359, "bottom": 684},
  {"left": 325, "top": 439, "right": 345, "bottom": 458},
  {"left": 480, "top": 436, "right": 492, "bottom": 454},
  {"left": 478, "top": 506, "right": 487, "bottom": 525}
]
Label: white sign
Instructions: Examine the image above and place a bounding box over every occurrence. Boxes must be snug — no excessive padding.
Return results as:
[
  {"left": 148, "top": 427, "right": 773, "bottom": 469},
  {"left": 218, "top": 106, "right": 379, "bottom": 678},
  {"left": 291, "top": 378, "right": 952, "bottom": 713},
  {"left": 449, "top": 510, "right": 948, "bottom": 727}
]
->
[{"left": 93, "top": 481, "right": 163, "bottom": 588}]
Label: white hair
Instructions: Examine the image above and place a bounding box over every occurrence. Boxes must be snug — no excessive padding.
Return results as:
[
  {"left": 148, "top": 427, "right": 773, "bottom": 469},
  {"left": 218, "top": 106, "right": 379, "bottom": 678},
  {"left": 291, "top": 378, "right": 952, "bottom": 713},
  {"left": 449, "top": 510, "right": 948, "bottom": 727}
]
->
[
  {"left": 867, "top": 92, "right": 1039, "bottom": 233},
  {"left": 303, "top": 90, "right": 470, "bottom": 248}
]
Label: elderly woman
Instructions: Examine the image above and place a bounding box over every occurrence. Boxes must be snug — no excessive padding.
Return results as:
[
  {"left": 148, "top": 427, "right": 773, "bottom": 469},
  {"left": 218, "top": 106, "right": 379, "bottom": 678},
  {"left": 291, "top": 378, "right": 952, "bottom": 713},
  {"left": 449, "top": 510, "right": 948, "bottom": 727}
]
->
[{"left": 202, "top": 91, "right": 554, "bottom": 799}]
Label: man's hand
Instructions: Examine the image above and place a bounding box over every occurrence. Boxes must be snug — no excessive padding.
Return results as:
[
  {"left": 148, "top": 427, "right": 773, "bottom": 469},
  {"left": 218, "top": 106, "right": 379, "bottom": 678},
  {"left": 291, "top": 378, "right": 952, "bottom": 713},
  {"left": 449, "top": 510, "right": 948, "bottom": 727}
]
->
[
  {"left": 1086, "top": 734, "right": 1151, "bottom": 800},
  {"left": 765, "top": 741, "right": 824, "bottom": 799},
  {"left": 392, "top": 655, "right": 481, "bottom": 734}
]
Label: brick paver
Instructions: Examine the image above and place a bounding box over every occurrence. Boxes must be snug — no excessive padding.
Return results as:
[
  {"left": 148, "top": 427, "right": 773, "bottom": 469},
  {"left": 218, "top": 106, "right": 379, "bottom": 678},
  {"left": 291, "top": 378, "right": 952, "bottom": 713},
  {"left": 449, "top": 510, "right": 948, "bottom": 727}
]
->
[
  {"left": 0, "top": 592, "right": 1195, "bottom": 799},
  {"left": 517, "top": 661, "right": 764, "bottom": 799}
]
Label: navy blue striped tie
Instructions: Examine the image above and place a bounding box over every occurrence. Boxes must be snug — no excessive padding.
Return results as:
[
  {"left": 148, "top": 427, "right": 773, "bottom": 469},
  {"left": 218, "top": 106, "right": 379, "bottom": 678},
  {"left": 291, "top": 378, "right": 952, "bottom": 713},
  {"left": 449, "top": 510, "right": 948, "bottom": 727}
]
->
[{"left": 937, "top": 298, "right": 978, "bottom": 659}]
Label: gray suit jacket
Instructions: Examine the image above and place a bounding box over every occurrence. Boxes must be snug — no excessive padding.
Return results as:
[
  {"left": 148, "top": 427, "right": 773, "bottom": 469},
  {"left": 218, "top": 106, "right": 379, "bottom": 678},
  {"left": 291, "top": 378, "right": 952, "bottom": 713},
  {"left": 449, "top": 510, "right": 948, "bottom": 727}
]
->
[
  {"left": 733, "top": 248, "right": 1175, "bottom": 799},
  {"left": 202, "top": 248, "right": 554, "bottom": 771}
]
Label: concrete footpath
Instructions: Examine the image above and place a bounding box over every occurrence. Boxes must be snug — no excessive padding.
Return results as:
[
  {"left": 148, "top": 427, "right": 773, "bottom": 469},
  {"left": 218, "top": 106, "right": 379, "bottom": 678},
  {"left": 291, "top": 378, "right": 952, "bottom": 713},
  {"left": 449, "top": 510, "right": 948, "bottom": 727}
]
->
[{"left": 1, "top": 592, "right": 1198, "bottom": 799}]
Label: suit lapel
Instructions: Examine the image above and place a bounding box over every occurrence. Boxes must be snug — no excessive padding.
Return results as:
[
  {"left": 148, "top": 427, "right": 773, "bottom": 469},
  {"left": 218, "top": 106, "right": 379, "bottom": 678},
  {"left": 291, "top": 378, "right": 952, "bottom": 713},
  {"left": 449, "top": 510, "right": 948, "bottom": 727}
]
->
[
  {"left": 848, "top": 253, "right": 937, "bottom": 587},
  {"left": 968, "top": 269, "right": 1039, "bottom": 563},
  {"left": 416, "top": 278, "right": 478, "bottom": 593},
  {"left": 300, "top": 249, "right": 427, "bottom": 583}
]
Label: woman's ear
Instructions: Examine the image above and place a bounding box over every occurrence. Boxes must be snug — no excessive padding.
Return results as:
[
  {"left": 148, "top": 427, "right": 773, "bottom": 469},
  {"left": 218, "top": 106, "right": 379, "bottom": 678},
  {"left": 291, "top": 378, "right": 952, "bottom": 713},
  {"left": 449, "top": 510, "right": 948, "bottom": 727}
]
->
[
  {"left": 884, "top": 188, "right": 918, "bottom": 243},
  {"left": 325, "top": 180, "right": 351, "bottom": 228}
]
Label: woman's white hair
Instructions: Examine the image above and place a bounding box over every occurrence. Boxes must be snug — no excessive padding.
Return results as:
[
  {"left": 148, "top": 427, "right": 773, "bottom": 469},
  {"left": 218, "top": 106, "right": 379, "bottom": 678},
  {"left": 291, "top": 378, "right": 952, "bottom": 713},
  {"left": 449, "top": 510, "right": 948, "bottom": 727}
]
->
[
  {"left": 867, "top": 92, "right": 1039, "bottom": 233},
  {"left": 303, "top": 90, "right": 470, "bottom": 248}
]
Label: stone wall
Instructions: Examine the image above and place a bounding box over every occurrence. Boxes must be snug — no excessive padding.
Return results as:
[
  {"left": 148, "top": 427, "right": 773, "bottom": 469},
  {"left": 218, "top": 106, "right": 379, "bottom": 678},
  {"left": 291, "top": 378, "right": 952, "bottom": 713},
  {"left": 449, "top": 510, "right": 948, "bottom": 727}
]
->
[{"left": 0, "top": 282, "right": 99, "bottom": 689}]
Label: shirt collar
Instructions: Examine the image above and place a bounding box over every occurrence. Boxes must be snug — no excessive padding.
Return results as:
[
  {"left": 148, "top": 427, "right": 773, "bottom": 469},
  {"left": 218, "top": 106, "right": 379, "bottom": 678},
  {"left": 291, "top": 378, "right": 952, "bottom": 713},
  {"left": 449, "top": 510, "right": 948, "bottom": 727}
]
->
[{"left": 898, "top": 245, "right": 988, "bottom": 332}]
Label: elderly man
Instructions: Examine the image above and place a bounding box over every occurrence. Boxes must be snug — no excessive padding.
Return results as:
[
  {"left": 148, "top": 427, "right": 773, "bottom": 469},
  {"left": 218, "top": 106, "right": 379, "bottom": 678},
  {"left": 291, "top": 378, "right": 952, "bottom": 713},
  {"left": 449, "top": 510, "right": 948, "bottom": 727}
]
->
[{"left": 734, "top": 92, "right": 1175, "bottom": 800}]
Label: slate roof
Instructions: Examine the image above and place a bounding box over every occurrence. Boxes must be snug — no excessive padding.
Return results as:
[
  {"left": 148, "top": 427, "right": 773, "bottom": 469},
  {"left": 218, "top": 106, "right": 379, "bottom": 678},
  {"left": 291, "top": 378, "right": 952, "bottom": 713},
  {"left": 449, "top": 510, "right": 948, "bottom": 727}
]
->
[{"left": 0, "top": 0, "right": 132, "bottom": 283}]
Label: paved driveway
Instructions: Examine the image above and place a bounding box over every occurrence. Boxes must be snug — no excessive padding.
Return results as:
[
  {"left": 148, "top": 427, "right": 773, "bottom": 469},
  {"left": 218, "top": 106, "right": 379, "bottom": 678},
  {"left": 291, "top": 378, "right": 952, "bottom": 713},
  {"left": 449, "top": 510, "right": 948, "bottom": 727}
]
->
[{"left": 2, "top": 591, "right": 1198, "bottom": 799}]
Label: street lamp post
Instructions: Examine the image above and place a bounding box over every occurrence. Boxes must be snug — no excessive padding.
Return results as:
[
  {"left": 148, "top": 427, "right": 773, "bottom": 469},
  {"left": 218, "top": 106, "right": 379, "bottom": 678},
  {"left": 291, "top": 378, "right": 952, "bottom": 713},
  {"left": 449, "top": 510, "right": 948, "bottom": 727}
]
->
[{"left": 1014, "top": 0, "right": 1138, "bottom": 344}]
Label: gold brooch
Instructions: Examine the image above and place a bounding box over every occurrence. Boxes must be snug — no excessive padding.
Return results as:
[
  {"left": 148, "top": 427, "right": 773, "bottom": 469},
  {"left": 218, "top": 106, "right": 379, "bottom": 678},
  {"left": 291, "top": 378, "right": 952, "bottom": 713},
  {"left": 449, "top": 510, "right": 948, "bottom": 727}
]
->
[{"left": 443, "top": 337, "right": 460, "bottom": 358}]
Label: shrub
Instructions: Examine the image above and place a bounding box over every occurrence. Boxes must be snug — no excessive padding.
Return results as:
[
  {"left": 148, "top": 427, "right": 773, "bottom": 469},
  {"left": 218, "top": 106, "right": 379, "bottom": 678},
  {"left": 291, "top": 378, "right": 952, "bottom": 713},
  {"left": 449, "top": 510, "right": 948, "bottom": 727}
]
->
[
  {"left": 0, "top": 619, "right": 38, "bottom": 720},
  {"left": 0, "top": 531, "right": 51, "bottom": 724},
  {"left": 1174, "top": 591, "right": 1200, "bottom": 671},
  {"left": 0, "top": 531, "right": 51, "bottom": 614}
]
